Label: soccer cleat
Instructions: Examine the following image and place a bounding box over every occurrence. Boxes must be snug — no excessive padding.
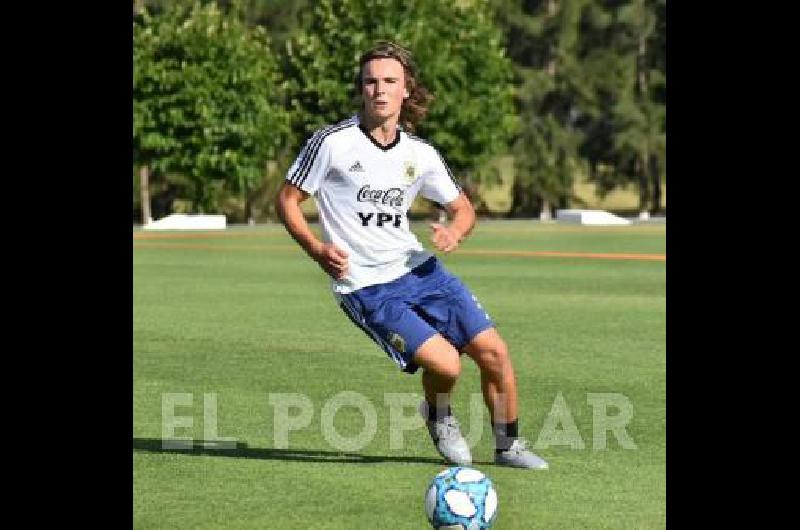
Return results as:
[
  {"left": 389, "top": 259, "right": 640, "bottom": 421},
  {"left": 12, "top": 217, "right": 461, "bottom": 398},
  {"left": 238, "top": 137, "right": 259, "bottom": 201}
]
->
[
  {"left": 494, "top": 438, "right": 549, "bottom": 469},
  {"left": 419, "top": 401, "right": 472, "bottom": 465}
]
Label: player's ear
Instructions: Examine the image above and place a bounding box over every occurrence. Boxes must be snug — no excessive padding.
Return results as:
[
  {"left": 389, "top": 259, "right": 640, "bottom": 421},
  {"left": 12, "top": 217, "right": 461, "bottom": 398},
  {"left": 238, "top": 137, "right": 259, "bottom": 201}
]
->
[{"left": 403, "top": 89, "right": 410, "bottom": 99}]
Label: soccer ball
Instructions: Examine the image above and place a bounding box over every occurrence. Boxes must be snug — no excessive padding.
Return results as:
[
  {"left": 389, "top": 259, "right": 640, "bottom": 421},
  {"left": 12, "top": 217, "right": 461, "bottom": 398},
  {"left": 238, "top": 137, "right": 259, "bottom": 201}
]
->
[{"left": 424, "top": 466, "right": 498, "bottom": 529}]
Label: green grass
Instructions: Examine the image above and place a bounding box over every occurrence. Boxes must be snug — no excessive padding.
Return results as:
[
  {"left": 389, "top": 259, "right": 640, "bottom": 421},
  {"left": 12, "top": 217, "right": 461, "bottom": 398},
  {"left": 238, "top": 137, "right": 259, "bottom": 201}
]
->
[{"left": 134, "top": 221, "right": 666, "bottom": 529}]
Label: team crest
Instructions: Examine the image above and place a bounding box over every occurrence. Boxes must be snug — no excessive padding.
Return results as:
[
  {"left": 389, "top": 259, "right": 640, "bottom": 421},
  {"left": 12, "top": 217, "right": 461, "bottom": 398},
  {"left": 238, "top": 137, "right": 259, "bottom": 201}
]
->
[
  {"left": 388, "top": 332, "right": 406, "bottom": 353},
  {"left": 402, "top": 161, "right": 417, "bottom": 185}
]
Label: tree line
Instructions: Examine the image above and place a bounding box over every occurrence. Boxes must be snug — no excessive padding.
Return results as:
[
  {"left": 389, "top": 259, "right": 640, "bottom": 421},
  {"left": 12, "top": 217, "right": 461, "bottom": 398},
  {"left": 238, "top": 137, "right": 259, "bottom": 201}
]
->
[{"left": 133, "top": 0, "right": 665, "bottom": 223}]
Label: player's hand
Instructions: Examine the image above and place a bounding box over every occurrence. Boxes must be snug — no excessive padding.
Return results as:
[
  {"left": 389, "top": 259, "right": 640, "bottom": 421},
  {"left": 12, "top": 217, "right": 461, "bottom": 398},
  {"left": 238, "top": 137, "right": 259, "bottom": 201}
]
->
[
  {"left": 313, "top": 242, "right": 349, "bottom": 280},
  {"left": 429, "top": 223, "right": 461, "bottom": 253}
]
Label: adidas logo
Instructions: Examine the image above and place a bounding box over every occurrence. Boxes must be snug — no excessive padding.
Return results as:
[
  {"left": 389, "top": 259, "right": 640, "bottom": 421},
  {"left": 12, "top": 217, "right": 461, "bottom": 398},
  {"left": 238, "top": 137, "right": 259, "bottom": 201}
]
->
[{"left": 349, "top": 161, "right": 365, "bottom": 172}]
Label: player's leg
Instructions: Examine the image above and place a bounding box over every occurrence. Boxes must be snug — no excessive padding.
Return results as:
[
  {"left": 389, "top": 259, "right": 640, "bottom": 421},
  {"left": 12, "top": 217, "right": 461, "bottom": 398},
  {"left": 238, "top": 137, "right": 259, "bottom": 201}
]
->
[
  {"left": 414, "top": 334, "right": 461, "bottom": 407},
  {"left": 463, "top": 328, "right": 548, "bottom": 470},
  {"left": 462, "top": 327, "right": 517, "bottom": 427},
  {"left": 412, "top": 335, "right": 472, "bottom": 465},
  {"left": 415, "top": 258, "right": 548, "bottom": 470},
  {"left": 338, "top": 286, "right": 471, "bottom": 465}
]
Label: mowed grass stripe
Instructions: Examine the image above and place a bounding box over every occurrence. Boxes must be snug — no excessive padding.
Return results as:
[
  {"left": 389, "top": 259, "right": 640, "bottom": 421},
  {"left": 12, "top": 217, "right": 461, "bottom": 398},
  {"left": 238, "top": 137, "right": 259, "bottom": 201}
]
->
[
  {"left": 133, "top": 223, "right": 665, "bottom": 237},
  {"left": 133, "top": 231, "right": 286, "bottom": 240},
  {"left": 133, "top": 241, "right": 665, "bottom": 261},
  {"left": 133, "top": 242, "right": 300, "bottom": 252},
  {"left": 459, "top": 248, "right": 664, "bottom": 261}
]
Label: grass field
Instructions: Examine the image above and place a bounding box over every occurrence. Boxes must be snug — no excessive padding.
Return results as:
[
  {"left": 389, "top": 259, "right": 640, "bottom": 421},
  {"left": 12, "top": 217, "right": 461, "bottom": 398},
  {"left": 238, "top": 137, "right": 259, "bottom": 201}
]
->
[{"left": 133, "top": 221, "right": 666, "bottom": 529}]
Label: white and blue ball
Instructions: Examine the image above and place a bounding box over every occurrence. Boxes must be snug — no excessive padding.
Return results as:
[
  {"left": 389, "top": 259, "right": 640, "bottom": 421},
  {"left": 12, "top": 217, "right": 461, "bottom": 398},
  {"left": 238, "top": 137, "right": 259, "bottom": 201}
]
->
[{"left": 424, "top": 467, "right": 498, "bottom": 529}]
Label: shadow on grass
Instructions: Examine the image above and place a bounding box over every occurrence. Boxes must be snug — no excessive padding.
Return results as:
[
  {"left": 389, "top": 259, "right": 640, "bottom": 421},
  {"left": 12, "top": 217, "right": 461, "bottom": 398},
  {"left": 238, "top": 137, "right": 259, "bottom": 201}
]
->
[{"left": 133, "top": 437, "right": 452, "bottom": 465}]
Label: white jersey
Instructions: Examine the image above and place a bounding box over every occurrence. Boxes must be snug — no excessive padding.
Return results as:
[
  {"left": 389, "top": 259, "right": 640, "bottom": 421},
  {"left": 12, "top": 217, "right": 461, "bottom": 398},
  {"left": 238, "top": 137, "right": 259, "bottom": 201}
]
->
[{"left": 285, "top": 114, "right": 462, "bottom": 294}]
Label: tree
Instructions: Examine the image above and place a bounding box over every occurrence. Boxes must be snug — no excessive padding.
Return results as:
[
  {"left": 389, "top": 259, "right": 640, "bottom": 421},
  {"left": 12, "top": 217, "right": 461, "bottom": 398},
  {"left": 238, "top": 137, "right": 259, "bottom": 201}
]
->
[
  {"left": 492, "top": 0, "right": 666, "bottom": 217},
  {"left": 229, "top": 0, "right": 311, "bottom": 52},
  {"left": 133, "top": 2, "right": 289, "bottom": 219},
  {"left": 492, "top": 0, "right": 592, "bottom": 219},
  {"left": 283, "top": 0, "right": 516, "bottom": 180},
  {"left": 576, "top": 0, "right": 665, "bottom": 216},
  {"left": 135, "top": 1, "right": 312, "bottom": 54}
]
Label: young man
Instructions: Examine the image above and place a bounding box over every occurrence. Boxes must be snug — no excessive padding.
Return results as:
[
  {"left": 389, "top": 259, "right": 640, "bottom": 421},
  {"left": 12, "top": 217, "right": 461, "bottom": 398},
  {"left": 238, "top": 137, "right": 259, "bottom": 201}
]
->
[{"left": 277, "top": 42, "right": 547, "bottom": 469}]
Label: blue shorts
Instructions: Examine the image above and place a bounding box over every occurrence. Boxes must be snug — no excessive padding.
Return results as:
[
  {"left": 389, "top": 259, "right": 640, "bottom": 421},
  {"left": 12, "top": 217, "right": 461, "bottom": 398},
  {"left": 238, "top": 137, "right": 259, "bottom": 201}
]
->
[{"left": 336, "top": 257, "right": 495, "bottom": 374}]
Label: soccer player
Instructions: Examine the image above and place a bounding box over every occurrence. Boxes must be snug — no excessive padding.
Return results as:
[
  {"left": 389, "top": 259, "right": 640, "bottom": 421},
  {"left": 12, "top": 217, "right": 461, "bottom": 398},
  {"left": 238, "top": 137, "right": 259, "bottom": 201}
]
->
[{"left": 277, "top": 42, "right": 547, "bottom": 469}]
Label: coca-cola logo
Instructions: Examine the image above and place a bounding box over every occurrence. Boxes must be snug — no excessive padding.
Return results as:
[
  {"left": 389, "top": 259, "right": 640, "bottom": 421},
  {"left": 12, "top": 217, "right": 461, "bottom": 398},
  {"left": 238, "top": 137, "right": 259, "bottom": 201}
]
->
[{"left": 357, "top": 185, "right": 405, "bottom": 207}]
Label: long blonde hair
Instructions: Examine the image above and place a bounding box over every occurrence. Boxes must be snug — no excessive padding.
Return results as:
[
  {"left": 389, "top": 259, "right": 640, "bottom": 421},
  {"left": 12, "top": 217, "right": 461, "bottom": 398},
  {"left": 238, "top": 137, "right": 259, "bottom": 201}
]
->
[{"left": 355, "top": 41, "right": 433, "bottom": 134}]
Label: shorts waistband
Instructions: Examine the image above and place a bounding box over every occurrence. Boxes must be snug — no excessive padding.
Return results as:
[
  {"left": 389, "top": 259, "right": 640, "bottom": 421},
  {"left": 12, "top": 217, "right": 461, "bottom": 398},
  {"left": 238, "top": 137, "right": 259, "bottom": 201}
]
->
[{"left": 410, "top": 256, "right": 437, "bottom": 278}]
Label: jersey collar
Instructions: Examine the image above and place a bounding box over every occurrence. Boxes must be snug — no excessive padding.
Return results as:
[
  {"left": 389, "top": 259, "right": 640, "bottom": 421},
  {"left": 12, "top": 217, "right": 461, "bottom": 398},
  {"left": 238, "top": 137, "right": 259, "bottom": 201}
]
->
[{"left": 356, "top": 114, "right": 402, "bottom": 151}]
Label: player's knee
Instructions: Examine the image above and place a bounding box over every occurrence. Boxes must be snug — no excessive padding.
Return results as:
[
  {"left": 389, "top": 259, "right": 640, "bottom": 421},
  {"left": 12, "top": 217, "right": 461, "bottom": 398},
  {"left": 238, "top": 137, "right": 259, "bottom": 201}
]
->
[
  {"left": 414, "top": 335, "right": 462, "bottom": 380},
  {"left": 431, "top": 351, "right": 461, "bottom": 381},
  {"left": 441, "top": 355, "right": 462, "bottom": 381},
  {"left": 475, "top": 340, "right": 511, "bottom": 378}
]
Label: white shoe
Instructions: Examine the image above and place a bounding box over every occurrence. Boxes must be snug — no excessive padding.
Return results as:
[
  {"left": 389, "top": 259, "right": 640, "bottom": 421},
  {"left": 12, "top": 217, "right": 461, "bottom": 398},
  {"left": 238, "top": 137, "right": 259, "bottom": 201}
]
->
[
  {"left": 419, "top": 402, "right": 472, "bottom": 465},
  {"left": 495, "top": 438, "right": 548, "bottom": 469}
]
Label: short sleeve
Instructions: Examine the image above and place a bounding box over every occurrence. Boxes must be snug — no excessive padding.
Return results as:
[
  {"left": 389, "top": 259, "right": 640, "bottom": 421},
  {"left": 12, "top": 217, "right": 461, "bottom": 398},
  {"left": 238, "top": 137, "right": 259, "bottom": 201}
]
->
[
  {"left": 285, "top": 132, "right": 333, "bottom": 195},
  {"left": 420, "top": 146, "right": 462, "bottom": 205}
]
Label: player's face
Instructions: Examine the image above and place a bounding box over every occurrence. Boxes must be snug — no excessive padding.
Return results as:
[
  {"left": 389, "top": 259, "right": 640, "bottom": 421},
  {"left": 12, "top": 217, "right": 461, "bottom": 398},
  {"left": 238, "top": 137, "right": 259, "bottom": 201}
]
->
[{"left": 360, "top": 58, "right": 408, "bottom": 123}]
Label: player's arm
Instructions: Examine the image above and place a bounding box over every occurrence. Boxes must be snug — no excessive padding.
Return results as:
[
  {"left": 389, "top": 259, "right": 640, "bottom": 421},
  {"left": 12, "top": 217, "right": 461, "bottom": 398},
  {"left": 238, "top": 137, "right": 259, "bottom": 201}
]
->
[
  {"left": 276, "top": 182, "right": 349, "bottom": 279},
  {"left": 429, "top": 192, "right": 475, "bottom": 253}
]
